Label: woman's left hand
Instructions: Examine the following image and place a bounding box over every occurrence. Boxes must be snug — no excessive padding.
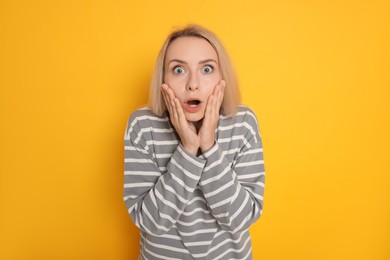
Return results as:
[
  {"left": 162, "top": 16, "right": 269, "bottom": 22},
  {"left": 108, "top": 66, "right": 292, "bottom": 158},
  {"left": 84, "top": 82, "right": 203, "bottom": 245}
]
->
[{"left": 198, "top": 80, "right": 225, "bottom": 153}]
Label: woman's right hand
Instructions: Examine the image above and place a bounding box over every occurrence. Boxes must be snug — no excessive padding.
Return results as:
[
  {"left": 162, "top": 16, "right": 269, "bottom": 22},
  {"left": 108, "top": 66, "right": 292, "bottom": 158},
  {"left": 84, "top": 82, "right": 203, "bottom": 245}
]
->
[{"left": 161, "top": 84, "right": 200, "bottom": 156}]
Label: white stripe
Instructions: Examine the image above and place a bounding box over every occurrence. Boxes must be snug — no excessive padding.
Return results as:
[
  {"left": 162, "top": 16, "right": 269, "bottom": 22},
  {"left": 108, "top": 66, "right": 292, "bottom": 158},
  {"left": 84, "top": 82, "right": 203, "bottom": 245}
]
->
[
  {"left": 125, "top": 145, "right": 148, "bottom": 153},
  {"left": 177, "top": 227, "right": 218, "bottom": 236},
  {"left": 170, "top": 172, "right": 194, "bottom": 193},
  {"left": 146, "top": 237, "right": 190, "bottom": 254},
  {"left": 127, "top": 202, "right": 138, "bottom": 213},
  {"left": 217, "top": 122, "right": 247, "bottom": 131},
  {"left": 136, "top": 115, "right": 169, "bottom": 122},
  {"left": 218, "top": 135, "right": 246, "bottom": 144},
  {"left": 143, "top": 205, "right": 170, "bottom": 232},
  {"left": 213, "top": 190, "right": 250, "bottom": 227},
  {"left": 150, "top": 233, "right": 181, "bottom": 240},
  {"left": 171, "top": 158, "right": 200, "bottom": 180},
  {"left": 155, "top": 189, "right": 183, "bottom": 215},
  {"left": 213, "top": 235, "right": 251, "bottom": 260},
  {"left": 212, "top": 211, "right": 229, "bottom": 219},
  {"left": 124, "top": 194, "right": 139, "bottom": 200},
  {"left": 224, "top": 191, "right": 250, "bottom": 226},
  {"left": 124, "top": 158, "right": 154, "bottom": 163},
  {"left": 124, "top": 171, "right": 160, "bottom": 176},
  {"left": 187, "top": 196, "right": 206, "bottom": 206},
  {"left": 157, "top": 211, "right": 176, "bottom": 225},
  {"left": 144, "top": 241, "right": 182, "bottom": 260},
  {"left": 204, "top": 151, "right": 227, "bottom": 171},
  {"left": 251, "top": 192, "right": 264, "bottom": 201},
  {"left": 244, "top": 109, "right": 260, "bottom": 129},
  {"left": 235, "top": 160, "right": 264, "bottom": 168},
  {"left": 229, "top": 178, "right": 241, "bottom": 201},
  {"left": 146, "top": 140, "right": 179, "bottom": 146},
  {"left": 185, "top": 240, "right": 214, "bottom": 246},
  {"left": 209, "top": 184, "right": 239, "bottom": 209},
  {"left": 241, "top": 181, "right": 265, "bottom": 189},
  {"left": 177, "top": 217, "right": 216, "bottom": 226},
  {"left": 203, "top": 146, "right": 239, "bottom": 161},
  {"left": 124, "top": 182, "right": 154, "bottom": 188},
  {"left": 209, "top": 196, "right": 231, "bottom": 209},
  {"left": 225, "top": 244, "right": 252, "bottom": 260},
  {"left": 219, "top": 110, "right": 247, "bottom": 119},
  {"left": 141, "top": 251, "right": 149, "bottom": 260},
  {"left": 138, "top": 211, "right": 153, "bottom": 234},
  {"left": 205, "top": 230, "right": 248, "bottom": 255},
  {"left": 182, "top": 207, "right": 211, "bottom": 216},
  {"left": 156, "top": 153, "right": 173, "bottom": 159},
  {"left": 231, "top": 212, "right": 253, "bottom": 233},
  {"left": 237, "top": 172, "right": 265, "bottom": 180},
  {"left": 199, "top": 164, "right": 230, "bottom": 185},
  {"left": 149, "top": 192, "right": 176, "bottom": 225},
  {"left": 204, "top": 178, "right": 234, "bottom": 198},
  {"left": 134, "top": 127, "right": 174, "bottom": 143},
  {"left": 238, "top": 148, "right": 263, "bottom": 157},
  {"left": 124, "top": 145, "right": 149, "bottom": 156},
  {"left": 149, "top": 188, "right": 159, "bottom": 208},
  {"left": 127, "top": 115, "right": 169, "bottom": 137},
  {"left": 217, "top": 122, "right": 257, "bottom": 143},
  {"left": 160, "top": 177, "right": 187, "bottom": 204},
  {"left": 156, "top": 208, "right": 219, "bottom": 232}
]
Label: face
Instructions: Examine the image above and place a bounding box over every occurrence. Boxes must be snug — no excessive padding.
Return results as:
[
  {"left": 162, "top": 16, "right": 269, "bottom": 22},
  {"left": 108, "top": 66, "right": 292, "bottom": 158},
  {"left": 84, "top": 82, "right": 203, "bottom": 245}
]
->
[{"left": 163, "top": 36, "right": 222, "bottom": 122}]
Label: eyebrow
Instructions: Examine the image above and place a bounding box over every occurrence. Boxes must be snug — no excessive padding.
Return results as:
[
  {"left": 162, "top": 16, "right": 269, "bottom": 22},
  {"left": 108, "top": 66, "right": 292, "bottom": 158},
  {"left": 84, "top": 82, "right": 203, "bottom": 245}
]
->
[{"left": 168, "top": 59, "right": 218, "bottom": 65}]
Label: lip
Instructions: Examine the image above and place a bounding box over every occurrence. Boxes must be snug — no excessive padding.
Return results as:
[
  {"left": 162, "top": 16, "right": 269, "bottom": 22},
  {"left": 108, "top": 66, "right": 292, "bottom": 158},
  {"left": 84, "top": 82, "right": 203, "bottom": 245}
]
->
[{"left": 183, "top": 98, "right": 202, "bottom": 113}]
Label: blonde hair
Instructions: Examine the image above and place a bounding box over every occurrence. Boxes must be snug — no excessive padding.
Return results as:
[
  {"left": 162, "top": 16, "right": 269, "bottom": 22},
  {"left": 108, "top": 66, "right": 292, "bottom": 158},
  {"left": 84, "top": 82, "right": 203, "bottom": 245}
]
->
[{"left": 148, "top": 24, "right": 241, "bottom": 117}]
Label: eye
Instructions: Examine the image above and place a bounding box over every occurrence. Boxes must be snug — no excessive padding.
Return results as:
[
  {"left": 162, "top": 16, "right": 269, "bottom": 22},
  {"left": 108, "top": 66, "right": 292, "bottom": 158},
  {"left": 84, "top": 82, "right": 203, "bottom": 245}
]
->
[
  {"left": 202, "top": 65, "right": 214, "bottom": 74},
  {"left": 173, "top": 66, "right": 185, "bottom": 74}
]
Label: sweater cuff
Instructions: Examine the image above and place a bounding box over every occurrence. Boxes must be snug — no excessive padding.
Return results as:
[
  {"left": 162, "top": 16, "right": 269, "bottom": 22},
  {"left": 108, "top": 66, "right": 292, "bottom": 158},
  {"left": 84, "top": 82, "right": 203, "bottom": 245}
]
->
[
  {"left": 177, "top": 144, "right": 207, "bottom": 168},
  {"left": 202, "top": 142, "right": 219, "bottom": 159}
]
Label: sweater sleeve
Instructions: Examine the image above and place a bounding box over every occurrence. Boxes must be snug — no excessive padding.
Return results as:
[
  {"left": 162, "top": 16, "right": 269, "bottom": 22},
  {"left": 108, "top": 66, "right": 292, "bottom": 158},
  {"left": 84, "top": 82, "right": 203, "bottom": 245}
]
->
[
  {"left": 123, "top": 114, "right": 206, "bottom": 235},
  {"left": 198, "top": 109, "right": 265, "bottom": 233}
]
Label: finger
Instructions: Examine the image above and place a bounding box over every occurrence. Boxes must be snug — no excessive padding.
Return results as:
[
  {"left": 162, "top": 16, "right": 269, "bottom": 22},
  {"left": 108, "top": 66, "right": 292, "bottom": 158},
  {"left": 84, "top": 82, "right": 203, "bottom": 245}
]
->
[
  {"left": 162, "top": 84, "right": 179, "bottom": 123},
  {"left": 166, "top": 86, "right": 176, "bottom": 101},
  {"left": 205, "top": 94, "right": 214, "bottom": 120},
  {"left": 174, "top": 97, "right": 187, "bottom": 126},
  {"left": 212, "top": 92, "right": 218, "bottom": 116},
  {"left": 166, "top": 88, "right": 179, "bottom": 119},
  {"left": 161, "top": 84, "right": 168, "bottom": 106},
  {"left": 217, "top": 81, "right": 225, "bottom": 109},
  {"left": 212, "top": 81, "right": 221, "bottom": 96},
  {"left": 212, "top": 81, "right": 224, "bottom": 111},
  {"left": 161, "top": 84, "right": 173, "bottom": 114},
  {"left": 170, "top": 95, "right": 181, "bottom": 121},
  {"left": 188, "top": 121, "right": 197, "bottom": 133}
]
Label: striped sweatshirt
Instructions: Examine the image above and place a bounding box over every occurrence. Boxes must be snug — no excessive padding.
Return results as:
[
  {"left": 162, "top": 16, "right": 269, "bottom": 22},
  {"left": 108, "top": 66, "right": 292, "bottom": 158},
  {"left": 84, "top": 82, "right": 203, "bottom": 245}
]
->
[{"left": 123, "top": 105, "right": 265, "bottom": 260}]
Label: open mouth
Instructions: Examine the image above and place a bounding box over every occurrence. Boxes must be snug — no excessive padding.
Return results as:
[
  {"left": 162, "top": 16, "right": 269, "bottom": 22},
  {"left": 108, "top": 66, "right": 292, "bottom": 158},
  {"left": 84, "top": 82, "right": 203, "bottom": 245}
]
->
[{"left": 187, "top": 99, "right": 201, "bottom": 107}]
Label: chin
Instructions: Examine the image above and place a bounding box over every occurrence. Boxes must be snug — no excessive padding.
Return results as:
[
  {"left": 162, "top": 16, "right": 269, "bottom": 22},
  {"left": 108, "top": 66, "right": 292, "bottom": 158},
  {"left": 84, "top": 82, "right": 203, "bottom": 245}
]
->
[{"left": 185, "top": 112, "right": 204, "bottom": 123}]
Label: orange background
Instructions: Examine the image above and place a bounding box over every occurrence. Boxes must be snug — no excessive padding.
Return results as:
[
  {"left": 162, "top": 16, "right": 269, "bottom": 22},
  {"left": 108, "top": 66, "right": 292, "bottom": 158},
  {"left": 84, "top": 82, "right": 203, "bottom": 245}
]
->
[{"left": 1, "top": 1, "right": 389, "bottom": 259}]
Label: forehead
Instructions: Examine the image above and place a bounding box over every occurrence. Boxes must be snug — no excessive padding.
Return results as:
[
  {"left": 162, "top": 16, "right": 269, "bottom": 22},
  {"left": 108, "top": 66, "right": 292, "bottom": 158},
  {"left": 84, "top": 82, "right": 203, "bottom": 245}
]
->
[{"left": 165, "top": 36, "right": 218, "bottom": 63}]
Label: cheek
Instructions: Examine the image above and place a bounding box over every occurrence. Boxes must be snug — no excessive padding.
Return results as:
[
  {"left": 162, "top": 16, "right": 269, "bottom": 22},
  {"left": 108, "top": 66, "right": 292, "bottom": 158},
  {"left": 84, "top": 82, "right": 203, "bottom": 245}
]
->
[
  {"left": 165, "top": 80, "right": 185, "bottom": 99},
  {"left": 199, "top": 76, "right": 220, "bottom": 93}
]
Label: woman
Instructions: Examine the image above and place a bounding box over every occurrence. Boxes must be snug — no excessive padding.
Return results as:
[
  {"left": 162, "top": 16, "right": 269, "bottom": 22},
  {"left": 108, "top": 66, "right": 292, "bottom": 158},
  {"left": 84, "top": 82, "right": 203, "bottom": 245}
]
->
[{"left": 124, "top": 24, "right": 265, "bottom": 259}]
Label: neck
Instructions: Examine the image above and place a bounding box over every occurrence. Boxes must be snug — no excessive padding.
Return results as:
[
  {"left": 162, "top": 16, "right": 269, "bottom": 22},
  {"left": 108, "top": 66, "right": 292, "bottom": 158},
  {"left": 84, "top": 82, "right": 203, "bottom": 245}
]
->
[{"left": 193, "top": 120, "right": 203, "bottom": 132}]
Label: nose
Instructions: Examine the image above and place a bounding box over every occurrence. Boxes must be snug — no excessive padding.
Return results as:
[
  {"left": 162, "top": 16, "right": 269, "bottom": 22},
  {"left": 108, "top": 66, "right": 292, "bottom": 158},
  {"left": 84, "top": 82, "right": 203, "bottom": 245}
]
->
[{"left": 186, "top": 72, "right": 199, "bottom": 91}]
